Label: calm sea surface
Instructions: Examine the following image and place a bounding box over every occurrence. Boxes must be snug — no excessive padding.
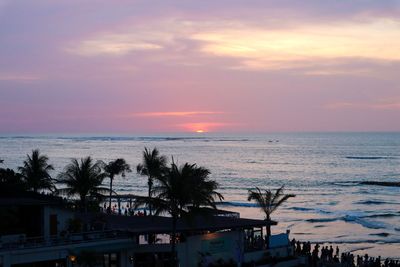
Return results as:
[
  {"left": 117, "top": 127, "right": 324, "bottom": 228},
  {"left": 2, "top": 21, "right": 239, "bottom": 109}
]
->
[{"left": 1, "top": 133, "right": 400, "bottom": 257}]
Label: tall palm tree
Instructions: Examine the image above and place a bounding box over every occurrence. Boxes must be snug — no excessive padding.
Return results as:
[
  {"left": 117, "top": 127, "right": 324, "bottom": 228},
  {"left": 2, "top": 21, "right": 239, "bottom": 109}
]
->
[
  {"left": 186, "top": 163, "right": 224, "bottom": 209},
  {"left": 136, "top": 160, "right": 223, "bottom": 266},
  {"left": 104, "top": 158, "right": 131, "bottom": 213},
  {"left": 18, "top": 149, "right": 54, "bottom": 193},
  {"left": 248, "top": 186, "right": 295, "bottom": 248},
  {"left": 136, "top": 148, "right": 167, "bottom": 215},
  {"left": 136, "top": 162, "right": 187, "bottom": 266},
  {"left": 57, "top": 157, "right": 108, "bottom": 212}
]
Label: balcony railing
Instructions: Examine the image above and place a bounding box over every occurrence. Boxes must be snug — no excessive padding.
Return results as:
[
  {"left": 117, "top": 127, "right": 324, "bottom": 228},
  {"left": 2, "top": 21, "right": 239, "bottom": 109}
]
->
[{"left": 0, "top": 230, "right": 132, "bottom": 251}]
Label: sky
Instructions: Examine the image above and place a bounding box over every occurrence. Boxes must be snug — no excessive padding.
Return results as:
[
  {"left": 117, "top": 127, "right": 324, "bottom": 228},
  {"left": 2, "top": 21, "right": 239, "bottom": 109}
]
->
[{"left": 0, "top": 0, "right": 399, "bottom": 133}]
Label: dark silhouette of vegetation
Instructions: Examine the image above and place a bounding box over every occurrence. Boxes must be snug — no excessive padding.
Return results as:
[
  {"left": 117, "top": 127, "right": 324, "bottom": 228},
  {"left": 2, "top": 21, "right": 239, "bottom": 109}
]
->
[
  {"left": 248, "top": 186, "right": 295, "bottom": 248},
  {"left": 0, "top": 167, "right": 27, "bottom": 193},
  {"left": 104, "top": 158, "right": 131, "bottom": 212},
  {"left": 18, "top": 149, "right": 54, "bottom": 193},
  {"left": 4, "top": 149, "right": 224, "bottom": 267},
  {"left": 57, "top": 157, "right": 108, "bottom": 212},
  {"left": 185, "top": 163, "right": 224, "bottom": 208},
  {"left": 136, "top": 158, "right": 223, "bottom": 266},
  {"left": 137, "top": 147, "right": 167, "bottom": 215}
]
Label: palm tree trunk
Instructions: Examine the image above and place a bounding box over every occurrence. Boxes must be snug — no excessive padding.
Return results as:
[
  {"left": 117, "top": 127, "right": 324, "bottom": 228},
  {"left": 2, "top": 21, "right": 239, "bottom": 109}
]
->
[
  {"left": 148, "top": 178, "right": 152, "bottom": 216},
  {"left": 108, "top": 176, "right": 113, "bottom": 214},
  {"left": 81, "top": 196, "right": 87, "bottom": 213},
  {"left": 266, "top": 214, "right": 271, "bottom": 249},
  {"left": 171, "top": 215, "right": 177, "bottom": 267}
]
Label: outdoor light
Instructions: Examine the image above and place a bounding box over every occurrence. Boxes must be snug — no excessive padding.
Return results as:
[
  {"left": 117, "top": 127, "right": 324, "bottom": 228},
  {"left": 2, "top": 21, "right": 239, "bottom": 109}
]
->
[
  {"left": 69, "top": 255, "right": 77, "bottom": 263},
  {"left": 129, "top": 255, "right": 134, "bottom": 263}
]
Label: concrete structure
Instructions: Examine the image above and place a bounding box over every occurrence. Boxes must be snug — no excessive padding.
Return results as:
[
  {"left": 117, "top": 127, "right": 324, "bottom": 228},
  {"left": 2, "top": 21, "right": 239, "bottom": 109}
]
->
[{"left": 0, "top": 193, "right": 294, "bottom": 267}]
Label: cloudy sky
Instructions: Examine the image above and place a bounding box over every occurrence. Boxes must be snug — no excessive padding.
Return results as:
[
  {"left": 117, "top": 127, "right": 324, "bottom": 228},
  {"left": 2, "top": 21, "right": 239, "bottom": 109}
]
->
[{"left": 0, "top": 0, "right": 399, "bottom": 133}]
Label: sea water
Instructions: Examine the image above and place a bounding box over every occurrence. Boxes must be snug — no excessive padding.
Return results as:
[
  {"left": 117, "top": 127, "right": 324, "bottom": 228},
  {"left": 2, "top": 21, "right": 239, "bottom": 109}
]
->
[{"left": 1, "top": 132, "right": 399, "bottom": 257}]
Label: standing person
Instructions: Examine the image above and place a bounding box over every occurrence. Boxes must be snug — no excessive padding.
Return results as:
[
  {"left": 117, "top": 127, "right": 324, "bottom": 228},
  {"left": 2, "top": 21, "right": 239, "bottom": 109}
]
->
[{"left": 329, "top": 246, "right": 334, "bottom": 261}]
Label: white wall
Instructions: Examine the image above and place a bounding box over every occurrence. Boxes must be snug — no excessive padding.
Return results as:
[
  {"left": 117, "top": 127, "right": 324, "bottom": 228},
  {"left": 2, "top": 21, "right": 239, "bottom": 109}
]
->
[
  {"left": 177, "top": 231, "right": 244, "bottom": 267},
  {"left": 43, "top": 206, "right": 75, "bottom": 239}
]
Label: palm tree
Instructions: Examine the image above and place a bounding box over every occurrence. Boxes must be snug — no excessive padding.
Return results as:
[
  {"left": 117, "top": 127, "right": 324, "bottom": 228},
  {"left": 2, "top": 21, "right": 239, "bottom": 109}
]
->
[
  {"left": 18, "top": 149, "right": 54, "bottom": 193},
  {"left": 57, "top": 157, "right": 108, "bottom": 212},
  {"left": 247, "top": 186, "right": 295, "bottom": 248},
  {"left": 104, "top": 158, "right": 131, "bottom": 213},
  {"left": 136, "top": 160, "right": 223, "bottom": 266},
  {"left": 136, "top": 162, "right": 186, "bottom": 266},
  {"left": 186, "top": 163, "right": 224, "bottom": 209},
  {"left": 136, "top": 148, "right": 167, "bottom": 215}
]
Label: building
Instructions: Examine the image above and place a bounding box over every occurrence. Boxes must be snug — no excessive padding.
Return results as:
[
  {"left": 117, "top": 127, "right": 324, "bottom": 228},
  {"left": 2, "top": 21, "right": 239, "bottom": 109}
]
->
[{"left": 0, "top": 193, "right": 295, "bottom": 267}]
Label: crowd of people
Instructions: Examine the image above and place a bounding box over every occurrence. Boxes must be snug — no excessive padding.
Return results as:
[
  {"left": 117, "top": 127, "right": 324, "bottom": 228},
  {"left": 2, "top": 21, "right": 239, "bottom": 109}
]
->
[
  {"left": 102, "top": 203, "right": 148, "bottom": 216},
  {"left": 291, "top": 239, "right": 400, "bottom": 267}
]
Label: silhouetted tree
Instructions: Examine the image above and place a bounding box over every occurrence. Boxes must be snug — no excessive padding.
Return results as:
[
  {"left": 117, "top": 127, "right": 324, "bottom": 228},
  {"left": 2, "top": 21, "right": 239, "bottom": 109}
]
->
[
  {"left": 104, "top": 158, "right": 131, "bottom": 213},
  {"left": 0, "top": 167, "right": 26, "bottom": 193},
  {"left": 186, "top": 163, "right": 224, "bottom": 209},
  {"left": 136, "top": 160, "right": 223, "bottom": 266},
  {"left": 136, "top": 148, "right": 167, "bottom": 215},
  {"left": 57, "top": 157, "right": 108, "bottom": 212},
  {"left": 18, "top": 149, "right": 54, "bottom": 193},
  {"left": 248, "top": 186, "right": 295, "bottom": 248}
]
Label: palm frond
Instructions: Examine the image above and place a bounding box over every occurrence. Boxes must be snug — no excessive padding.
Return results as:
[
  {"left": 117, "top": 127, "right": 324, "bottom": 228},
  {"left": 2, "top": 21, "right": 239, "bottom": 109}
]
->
[{"left": 248, "top": 185, "right": 295, "bottom": 220}]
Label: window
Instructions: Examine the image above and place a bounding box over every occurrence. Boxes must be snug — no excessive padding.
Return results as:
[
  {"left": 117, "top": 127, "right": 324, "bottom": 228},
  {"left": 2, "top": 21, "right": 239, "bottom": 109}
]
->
[{"left": 103, "top": 252, "right": 119, "bottom": 267}]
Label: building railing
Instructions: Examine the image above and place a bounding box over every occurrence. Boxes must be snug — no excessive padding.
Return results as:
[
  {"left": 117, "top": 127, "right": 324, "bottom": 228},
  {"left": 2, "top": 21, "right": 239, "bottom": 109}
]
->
[{"left": 0, "top": 230, "right": 132, "bottom": 251}]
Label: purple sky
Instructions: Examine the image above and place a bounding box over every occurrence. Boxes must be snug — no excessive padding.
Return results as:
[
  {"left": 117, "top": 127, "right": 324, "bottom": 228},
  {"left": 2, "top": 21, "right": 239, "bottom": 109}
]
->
[{"left": 0, "top": 0, "right": 399, "bottom": 133}]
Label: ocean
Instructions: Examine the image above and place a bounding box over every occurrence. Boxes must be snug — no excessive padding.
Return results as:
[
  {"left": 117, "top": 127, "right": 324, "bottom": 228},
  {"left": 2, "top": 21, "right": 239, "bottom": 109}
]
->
[{"left": 1, "top": 132, "right": 399, "bottom": 257}]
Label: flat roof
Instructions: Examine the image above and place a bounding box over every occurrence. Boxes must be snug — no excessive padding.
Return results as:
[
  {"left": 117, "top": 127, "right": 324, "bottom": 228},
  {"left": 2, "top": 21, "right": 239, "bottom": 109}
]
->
[
  {"left": 80, "top": 213, "right": 276, "bottom": 234},
  {"left": 0, "top": 192, "right": 67, "bottom": 206}
]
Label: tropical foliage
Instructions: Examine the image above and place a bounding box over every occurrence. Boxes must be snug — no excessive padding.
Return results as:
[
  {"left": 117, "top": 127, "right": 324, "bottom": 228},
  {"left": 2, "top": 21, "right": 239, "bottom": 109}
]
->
[
  {"left": 0, "top": 167, "right": 27, "bottom": 193},
  {"left": 247, "top": 186, "right": 295, "bottom": 247},
  {"left": 57, "top": 157, "right": 108, "bottom": 211},
  {"left": 136, "top": 159, "right": 223, "bottom": 266},
  {"left": 185, "top": 163, "right": 223, "bottom": 209},
  {"left": 136, "top": 147, "right": 167, "bottom": 215},
  {"left": 104, "top": 158, "right": 131, "bottom": 212},
  {"left": 18, "top": 149, "right": 54, "bottom": 192}
]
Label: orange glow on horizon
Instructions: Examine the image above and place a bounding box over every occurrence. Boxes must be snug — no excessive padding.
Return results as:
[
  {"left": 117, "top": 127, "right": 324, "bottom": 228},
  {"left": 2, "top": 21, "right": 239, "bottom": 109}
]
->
[
  {"left": 180, "top": 122, "right": 233, "bottom": 133},
  {"left": 131, "top": 111, "right": 224, "bottom": 117}
]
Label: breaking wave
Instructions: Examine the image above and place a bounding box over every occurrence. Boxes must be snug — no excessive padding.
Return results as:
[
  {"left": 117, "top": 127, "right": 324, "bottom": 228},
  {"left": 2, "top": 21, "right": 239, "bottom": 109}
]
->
[
  {"left": 355, "top": 200, "right": 399, "bottom": 205},
  {"left": 306, "top": 218, "right": 338, "bottom": 223},
  {"left": 345, "top": 156, "right": 394, "bottom": 160},
  {"left": 217, "top": 201, "right": 259, "bottom": 208},
  {"left": 290, "top": 206, "right": 392, "bottom": 230},
  {"left": 361, "top": 213, "right": 400, "bottom": 218}
]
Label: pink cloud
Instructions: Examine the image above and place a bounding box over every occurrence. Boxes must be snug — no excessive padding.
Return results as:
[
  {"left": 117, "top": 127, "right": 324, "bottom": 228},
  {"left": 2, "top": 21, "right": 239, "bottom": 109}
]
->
[{"left": 1, "top": 0, "right": 400, "bottom": 133}]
